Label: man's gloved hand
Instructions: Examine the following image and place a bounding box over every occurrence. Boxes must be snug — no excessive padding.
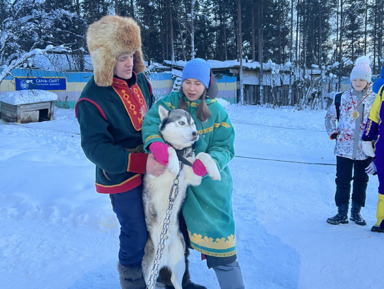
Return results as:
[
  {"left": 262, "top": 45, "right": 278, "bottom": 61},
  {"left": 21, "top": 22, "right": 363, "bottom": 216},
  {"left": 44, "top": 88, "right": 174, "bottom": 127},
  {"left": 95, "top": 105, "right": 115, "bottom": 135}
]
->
[
  {"left": 192, "top": 159, "right": 207, "bottom": 176},
  {"left": 362, "top": 141, "right": 375, "bottom": 157},
  {"left": 365, "top": 160, "right": 377, "bottom": 175},
  {"left": 149, "top": 142, "right": 170, "bottom": 166}
]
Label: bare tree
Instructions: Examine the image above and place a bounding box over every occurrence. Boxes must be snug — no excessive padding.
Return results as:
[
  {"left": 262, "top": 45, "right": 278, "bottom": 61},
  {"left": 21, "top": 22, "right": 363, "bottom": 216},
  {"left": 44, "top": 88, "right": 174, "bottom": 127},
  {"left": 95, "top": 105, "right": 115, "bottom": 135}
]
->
[
  {"left": 258, "top": 0, "right": 264, "bottom": 105},
  {"left": 238, "top": 0, "right": 244, "bottom": 105},
  {"left": 288, "top": 0, "right": 294, "bottom": 105},
  {"left": 190, "top": 0, "right": 196, "bottom": 59},
  {"left": 168, "top": 0, "right": 175, "bottom": 62}
]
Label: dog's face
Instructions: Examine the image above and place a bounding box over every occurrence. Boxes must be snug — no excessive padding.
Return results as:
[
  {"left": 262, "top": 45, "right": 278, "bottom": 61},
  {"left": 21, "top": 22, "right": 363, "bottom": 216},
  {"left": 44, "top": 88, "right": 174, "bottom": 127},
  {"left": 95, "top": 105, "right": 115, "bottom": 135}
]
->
[{"left": 158, "top": 105, "right": 199, "bottom": 150}]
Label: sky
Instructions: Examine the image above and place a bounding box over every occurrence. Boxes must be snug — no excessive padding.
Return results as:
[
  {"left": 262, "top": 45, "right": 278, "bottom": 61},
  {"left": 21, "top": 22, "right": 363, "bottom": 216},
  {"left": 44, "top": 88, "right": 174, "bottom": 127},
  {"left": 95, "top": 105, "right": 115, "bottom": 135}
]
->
[{"left": 0, "top": 100, "right": 383, "bottom": 289}]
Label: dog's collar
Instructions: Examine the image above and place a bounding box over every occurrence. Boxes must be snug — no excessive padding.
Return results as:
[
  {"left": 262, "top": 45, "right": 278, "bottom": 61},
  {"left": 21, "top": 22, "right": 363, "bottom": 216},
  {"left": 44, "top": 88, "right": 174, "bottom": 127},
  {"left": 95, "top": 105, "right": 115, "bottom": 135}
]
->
[
  {"left": 162, "top": 136, "right": 194, "bottom": 166},
  {"left": 174, "top": 147, "right": 193, "bottom": 167}
]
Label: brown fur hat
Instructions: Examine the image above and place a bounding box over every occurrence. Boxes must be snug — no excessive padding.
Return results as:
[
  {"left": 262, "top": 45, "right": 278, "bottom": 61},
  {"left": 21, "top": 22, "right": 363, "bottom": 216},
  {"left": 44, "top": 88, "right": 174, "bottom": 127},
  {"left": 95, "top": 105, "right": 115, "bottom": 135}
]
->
[{"left": 86, "top": 15, "right": 146, "bottom": 87}]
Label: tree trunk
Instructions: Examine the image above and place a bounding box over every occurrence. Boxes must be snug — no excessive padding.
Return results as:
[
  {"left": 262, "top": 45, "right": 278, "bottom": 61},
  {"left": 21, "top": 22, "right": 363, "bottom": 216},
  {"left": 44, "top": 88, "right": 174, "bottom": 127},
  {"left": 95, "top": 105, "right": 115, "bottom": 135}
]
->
[
  {"left": 238, "top": 0, "right": 244, "bottom": 105},
  {"left": 258, "top": 0, "right": 264, "bottom": 106},
  {"left": 288, "top": 0, "right": 294, "bottom": 106},
  {"left": 338, "top": 0, "right": 344, "bottom": 90},
  {"left": 190, "top": 0, "right": 195, "bottom": 59},
  {"left": 131, "top": 0, "right": 134, "bottom": 18},
  {"left": 168, "top": 0, "right": 174, "bottom": 62},
  {"left": 251, "top": 0, "right": 256, "bottom": 61}
]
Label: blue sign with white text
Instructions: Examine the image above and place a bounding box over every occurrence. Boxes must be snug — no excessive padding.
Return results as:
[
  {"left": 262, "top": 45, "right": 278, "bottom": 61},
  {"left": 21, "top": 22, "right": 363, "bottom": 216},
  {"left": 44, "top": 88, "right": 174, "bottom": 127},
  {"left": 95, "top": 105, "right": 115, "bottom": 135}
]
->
[{"left": 15, "top": 77, "right": 66, "bottom": 91}]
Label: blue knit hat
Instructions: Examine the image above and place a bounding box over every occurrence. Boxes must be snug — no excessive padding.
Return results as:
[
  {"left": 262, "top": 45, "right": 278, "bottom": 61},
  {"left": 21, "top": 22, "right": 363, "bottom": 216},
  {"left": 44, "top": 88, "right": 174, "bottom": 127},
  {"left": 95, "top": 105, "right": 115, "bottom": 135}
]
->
[
  {"left": 182, "top": 58, "right": 211, "bottom": 88},
  {"left": 372, "top": 66, "right": 384, "bottom": 94}
]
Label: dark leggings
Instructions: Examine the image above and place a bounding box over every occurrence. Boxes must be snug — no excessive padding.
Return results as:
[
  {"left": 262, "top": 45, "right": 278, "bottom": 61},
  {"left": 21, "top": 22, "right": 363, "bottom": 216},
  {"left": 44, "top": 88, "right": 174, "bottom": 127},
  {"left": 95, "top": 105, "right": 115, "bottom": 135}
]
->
[{"left": 335, "top": 156, "right": 370, "bottom": 207}]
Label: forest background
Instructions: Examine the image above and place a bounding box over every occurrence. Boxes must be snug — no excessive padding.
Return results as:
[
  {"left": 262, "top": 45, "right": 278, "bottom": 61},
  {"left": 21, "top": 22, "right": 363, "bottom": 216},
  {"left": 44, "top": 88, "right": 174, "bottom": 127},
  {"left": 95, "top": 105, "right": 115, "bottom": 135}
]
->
[{"left": 1, "top": 0, "right": 384, "bottom": 107}]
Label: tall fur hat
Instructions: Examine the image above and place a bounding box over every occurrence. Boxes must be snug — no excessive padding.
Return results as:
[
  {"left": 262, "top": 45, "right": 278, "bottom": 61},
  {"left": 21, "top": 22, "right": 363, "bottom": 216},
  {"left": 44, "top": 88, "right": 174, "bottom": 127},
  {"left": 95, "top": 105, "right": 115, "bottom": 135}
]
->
[{"left": 86, "top": 15, "right": 146, "bottom": 87}]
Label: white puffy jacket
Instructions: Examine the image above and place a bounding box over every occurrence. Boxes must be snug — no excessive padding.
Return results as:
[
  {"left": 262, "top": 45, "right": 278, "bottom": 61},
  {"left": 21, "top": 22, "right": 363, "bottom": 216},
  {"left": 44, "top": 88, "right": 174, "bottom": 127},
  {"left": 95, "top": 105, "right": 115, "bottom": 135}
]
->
[{"left": 325, "top": 86, "right": 376, "bottom": 160}]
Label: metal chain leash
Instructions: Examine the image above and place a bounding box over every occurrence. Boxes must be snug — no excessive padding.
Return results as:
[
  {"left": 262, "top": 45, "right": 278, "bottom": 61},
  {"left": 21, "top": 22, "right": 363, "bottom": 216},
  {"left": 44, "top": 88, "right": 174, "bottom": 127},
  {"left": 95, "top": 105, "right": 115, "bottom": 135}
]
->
[{"left": 146, "top": 165, "right": 183, "bottom": 289}]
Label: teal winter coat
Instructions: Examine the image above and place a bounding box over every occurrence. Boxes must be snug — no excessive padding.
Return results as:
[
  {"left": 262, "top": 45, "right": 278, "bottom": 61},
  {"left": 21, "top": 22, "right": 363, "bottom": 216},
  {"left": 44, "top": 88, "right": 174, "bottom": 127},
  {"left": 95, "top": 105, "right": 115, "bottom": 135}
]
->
[{"left": 142, "top": 91, "right": 236, "bottom": 257}]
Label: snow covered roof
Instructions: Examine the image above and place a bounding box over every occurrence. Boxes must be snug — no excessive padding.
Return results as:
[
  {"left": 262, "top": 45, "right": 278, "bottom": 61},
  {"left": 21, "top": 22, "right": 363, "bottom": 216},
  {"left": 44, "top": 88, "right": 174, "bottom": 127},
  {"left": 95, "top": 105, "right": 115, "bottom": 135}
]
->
[
  {"left": 0, "top": 90, "right": 58, "bottom": 105},
  {"left": 164, "top": 59, "right": 261, "bottom": 70},
  {"left": 163, "top": 59, "right": 308, "bottom": 72}
]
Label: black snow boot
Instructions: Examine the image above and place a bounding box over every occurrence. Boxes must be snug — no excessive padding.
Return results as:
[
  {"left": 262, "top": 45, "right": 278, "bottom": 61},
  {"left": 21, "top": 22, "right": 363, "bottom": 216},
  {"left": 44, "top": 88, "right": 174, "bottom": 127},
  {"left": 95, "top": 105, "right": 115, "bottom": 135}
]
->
[
  {"left": 327, "top": 203, "right": 349, "bottom": 225},
  {"left": 160, "top": 249, "right": 207, "bottom": 289},
  {"left": 371, "top": 225, "right": 384, "bottom": 233},
  {"left": 350, "top": 201, "right": 367, "bottom": 226},
  {"left": 117, "top": 262, "right": 146, "bottom": 289}
]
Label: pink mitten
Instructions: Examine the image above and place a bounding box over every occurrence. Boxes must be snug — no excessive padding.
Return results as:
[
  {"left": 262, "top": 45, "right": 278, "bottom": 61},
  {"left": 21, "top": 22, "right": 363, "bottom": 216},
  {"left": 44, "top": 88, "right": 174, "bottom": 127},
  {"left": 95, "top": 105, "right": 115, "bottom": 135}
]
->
[
  {"left": 192, "top": 159, "right": 207, "bottom": 176},
  {"left": 149, "top": 142, "right": 169, "bottom": 166}
]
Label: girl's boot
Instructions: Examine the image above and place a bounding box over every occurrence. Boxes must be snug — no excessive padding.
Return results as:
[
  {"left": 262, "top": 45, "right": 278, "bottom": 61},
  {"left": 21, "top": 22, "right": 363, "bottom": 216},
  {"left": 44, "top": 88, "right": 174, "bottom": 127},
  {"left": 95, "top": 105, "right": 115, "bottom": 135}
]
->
[
  {"left": 350, "top": 201, "right": 367, "bottom": 225},
  {"left": 327, "top": 203, "right": 349, "bottom": 225}
]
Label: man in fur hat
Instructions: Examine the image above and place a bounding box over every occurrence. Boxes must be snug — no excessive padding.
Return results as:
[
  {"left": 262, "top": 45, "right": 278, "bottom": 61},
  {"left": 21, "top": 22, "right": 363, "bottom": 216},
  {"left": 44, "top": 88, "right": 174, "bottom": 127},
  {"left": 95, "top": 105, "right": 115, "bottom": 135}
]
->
[{"left": 75, "top": 15, "right": 205, "bottom": 289}]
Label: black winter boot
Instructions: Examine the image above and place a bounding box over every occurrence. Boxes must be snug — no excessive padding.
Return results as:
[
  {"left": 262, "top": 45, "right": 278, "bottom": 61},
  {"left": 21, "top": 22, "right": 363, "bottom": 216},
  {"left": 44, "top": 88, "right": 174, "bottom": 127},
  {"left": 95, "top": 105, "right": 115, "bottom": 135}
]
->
[
  {"left": 371, "top": 225, "right": 384, "bottom": 233},
  {"left": 350, "top": 201, "right": 367, "bottom": 226},
  {"left": 327, "top": 203, "right": 349, "bottom": 225},
  {"left": 160, "top": 249, "right": 207, "bottom": 289},
  {"left": 117, "top": 262, "right": 146, "bottom": 289}
]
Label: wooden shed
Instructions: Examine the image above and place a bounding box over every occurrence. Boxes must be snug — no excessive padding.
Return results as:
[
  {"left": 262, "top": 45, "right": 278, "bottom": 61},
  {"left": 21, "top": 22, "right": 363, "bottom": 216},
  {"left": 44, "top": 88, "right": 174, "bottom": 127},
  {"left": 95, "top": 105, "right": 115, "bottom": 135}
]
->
[{"left": 0, "top": 90, "right": 58, "bottom": 123}]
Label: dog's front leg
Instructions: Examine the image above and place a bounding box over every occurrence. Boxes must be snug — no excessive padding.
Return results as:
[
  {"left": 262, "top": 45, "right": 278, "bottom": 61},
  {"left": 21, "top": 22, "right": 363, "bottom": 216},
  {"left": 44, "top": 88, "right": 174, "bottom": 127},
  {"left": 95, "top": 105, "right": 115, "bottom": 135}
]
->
[
  {"left": 167, "top": 147, "right": 180, "bottom": 175},
  {"left": 196, "top": 152, "right": 221, "bottom": 181},
  {"left": 184, "top": 163, "right": 203, "bottom": 186}
]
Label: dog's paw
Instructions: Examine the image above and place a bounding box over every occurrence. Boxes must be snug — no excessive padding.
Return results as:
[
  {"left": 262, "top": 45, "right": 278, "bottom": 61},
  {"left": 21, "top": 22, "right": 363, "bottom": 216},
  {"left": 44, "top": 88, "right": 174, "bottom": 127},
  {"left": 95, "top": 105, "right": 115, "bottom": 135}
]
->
[
  {"left": 167, "top": 147, "right": 180, "bottom": 175},
  {"left": 196, "top": 153, "right": 221, "bottom": 181}
]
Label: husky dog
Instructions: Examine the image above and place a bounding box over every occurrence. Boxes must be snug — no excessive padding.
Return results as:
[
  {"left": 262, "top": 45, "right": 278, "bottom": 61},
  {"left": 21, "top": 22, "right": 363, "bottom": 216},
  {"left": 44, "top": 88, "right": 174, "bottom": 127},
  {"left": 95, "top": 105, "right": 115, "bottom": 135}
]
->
[{"left": 142, "top": 105, "right": 221, "bottom": 289}]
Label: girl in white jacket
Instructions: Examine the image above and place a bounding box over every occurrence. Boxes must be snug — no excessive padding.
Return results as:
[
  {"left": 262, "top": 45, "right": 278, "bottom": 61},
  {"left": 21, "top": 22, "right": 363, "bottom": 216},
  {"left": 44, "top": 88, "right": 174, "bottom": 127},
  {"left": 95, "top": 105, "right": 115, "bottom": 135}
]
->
[{"left": 325, "top": 56, "right": 376, "bottom": 226}]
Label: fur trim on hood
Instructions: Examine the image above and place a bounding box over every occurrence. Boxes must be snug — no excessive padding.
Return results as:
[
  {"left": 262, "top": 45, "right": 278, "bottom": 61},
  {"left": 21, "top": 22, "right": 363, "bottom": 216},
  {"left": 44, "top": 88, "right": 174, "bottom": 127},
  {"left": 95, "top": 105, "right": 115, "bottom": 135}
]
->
[{"left": 87, "top": 15, "right": 146, "bottom": 87}]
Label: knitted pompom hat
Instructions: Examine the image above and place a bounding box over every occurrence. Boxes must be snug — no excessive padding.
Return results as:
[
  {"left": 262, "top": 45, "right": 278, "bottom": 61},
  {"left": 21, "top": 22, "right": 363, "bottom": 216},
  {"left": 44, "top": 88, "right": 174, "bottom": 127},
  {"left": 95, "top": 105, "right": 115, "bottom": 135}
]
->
[
  {"left": 86, "top": 15, "right": 146, "bottom": 87},
  {"left": 372, "top": 66, "right": 384, "bottom": 94},
  {"left": 182, "top": 58, "right": 211, "bottom": 88},
  {"left": 350, "top": 56, "right": 372, "bottom": 83}
]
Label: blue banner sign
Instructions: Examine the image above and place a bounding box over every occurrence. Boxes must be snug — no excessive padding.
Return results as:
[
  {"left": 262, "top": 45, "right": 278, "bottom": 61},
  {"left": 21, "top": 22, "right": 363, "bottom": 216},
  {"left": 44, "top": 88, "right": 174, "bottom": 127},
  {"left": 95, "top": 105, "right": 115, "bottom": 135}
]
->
[{"left": 15, "top": 77, "right": 66, "bottom": 91}]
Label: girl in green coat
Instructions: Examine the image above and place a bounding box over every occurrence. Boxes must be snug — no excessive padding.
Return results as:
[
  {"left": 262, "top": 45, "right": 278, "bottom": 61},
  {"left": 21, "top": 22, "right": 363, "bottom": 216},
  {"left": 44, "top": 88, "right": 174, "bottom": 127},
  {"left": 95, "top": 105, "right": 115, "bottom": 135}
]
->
[{"left": 142, "top": 58, "right": 245, "bottom": 289}]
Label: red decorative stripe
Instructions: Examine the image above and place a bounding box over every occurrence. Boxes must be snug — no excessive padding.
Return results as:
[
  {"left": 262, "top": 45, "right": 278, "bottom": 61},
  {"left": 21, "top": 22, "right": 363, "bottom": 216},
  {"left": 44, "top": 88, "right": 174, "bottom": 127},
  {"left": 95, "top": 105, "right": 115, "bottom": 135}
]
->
[
  {"left": 75, "top": 98, "right": 107, "bottom": 120},
  {"left": 127, "top": 153, "right": 147, "bottom": 174},
  {"left": 95, "top": 174, "right": 142, "bottom": 194},
  {"left": 112, "top": 80, "right": 147, "bottom": 131}
]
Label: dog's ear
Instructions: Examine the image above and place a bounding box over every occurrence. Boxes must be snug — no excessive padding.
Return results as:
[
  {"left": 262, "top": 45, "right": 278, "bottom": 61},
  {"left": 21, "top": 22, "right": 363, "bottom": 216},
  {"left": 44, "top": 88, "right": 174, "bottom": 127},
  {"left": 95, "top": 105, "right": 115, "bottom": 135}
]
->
[{"left": 158, "top": 105, "right": 170, "bottom": 122}]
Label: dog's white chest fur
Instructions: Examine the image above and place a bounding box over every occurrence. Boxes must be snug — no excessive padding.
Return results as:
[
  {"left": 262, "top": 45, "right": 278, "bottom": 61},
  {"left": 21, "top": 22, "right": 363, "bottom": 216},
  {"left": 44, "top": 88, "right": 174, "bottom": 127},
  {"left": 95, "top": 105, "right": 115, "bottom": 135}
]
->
[{"left": 141, "top": 106, "right": 220, "bottom": 289}]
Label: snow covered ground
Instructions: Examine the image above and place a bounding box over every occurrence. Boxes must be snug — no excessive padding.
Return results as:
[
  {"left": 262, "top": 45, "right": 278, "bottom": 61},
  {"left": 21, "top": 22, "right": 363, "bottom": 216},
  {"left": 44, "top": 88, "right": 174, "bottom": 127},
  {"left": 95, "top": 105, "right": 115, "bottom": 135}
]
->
[{"left": 0, "top": 104, "right": 382, "bottom": 289}]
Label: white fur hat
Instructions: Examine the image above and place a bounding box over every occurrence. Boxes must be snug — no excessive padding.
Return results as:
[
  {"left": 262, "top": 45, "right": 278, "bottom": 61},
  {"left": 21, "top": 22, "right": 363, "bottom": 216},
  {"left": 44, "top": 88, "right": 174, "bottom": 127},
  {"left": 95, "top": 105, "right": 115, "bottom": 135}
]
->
[
  {"left": 350, "top": 56, "right": 372, "bottom": 83},
  {"left": 86, "top": 15, "right": 146, "bottom": 87}
]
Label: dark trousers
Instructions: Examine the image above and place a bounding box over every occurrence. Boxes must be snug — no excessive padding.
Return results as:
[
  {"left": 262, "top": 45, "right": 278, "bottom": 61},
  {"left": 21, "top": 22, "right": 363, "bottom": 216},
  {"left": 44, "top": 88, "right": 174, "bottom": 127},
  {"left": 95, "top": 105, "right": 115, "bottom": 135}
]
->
[
  {"left": 110, "top": 185, "right": 148, "bottom": 267},
  {"left": 376, "top": 145, "right": 384, "bottom": 196},
  {"left": 335, "top": 156, "right": 370, "bottom": 207}
]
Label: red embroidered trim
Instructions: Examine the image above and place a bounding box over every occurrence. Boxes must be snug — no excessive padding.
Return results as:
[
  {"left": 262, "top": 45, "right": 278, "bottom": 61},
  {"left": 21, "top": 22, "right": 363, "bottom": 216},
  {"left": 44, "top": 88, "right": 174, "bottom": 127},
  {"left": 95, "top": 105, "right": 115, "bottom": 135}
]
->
[
  {"left": 112, "top": 77, "right": 148, "bottom": 131},
  {"left": 95, "top": 174, "right": 142, "bottom": 194},
  {"left": 75, "top": 98, "right": 107, "bottom": 120}
]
